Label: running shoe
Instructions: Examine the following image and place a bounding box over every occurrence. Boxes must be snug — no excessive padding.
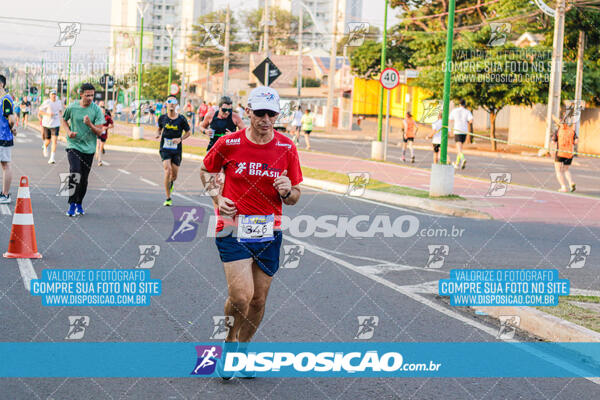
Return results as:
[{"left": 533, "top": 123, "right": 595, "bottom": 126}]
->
[
  {"left": 411, "top": 156, "right": 415, "bottom": 163},
  {"left": 571, "top": 183, "right": 576, "bottom": 192},
  {"left": 169, "top": 180, "right": 174, "bottom": 195},
  {"left": 48, "top": 154, "right": 56, "bottom": 164},
  {"left": 0, "top": 193, "right": 11, "bottom": 204},
  {"left": 216, "top": 342, "right": 238, "bottom": 380},
  {"left": 98, "top": 161, "right": 103, "bottom": 166},
  {"left": 235, "top": 343, "right": 255, "bottom": 379},
  {"left": 460, "top": 158, "right": 467, "bottom": 169},
  {"left": 163, "top": 198, "right": 172, "bottom": 206},
  {"left": 66, "top": 203, "right": 77, "bottom": 217},
  {"left": 558, "top": 187, "right": 569, "bottom": 192},
  {"left": 75, "top": 204, "right": 85, "bottom": 215}
]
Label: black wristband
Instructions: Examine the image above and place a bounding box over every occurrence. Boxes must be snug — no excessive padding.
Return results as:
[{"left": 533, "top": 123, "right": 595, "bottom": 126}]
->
[{"left": 281, "top": 190, "right": 292, "bottom": 200}]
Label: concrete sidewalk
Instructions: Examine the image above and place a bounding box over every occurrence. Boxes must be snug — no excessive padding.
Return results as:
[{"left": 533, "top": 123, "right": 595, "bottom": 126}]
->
[{"left": 112, "top": 123, "right": 600, "bottom": 227}]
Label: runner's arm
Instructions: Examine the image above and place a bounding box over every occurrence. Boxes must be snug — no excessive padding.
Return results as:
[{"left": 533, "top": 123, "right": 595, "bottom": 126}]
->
[
  {"left": 199, "top": 109, "right": 215, "bottom": 134},
  {"left": 232, "top": 113, "right": 246, "bottom": 130},
  {"left": 281, "top": 186, "right": 301, "bottom": 206},
  {"left": 180, "top": 129, "right": 191, "bottom": 141}
]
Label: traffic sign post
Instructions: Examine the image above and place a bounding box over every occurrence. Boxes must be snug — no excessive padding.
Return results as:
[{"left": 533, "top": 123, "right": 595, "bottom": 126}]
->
[
  {"left": 252, "top": 58, "right": 281, "bottom": 86},
  {"left": 377, "top": 68, "right": 399, "bottom": 161},
  {"left": 170, "top": 83, "right": 179, "bottom": 95}
]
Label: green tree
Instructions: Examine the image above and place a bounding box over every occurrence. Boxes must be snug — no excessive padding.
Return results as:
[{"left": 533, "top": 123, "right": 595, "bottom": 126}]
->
[
  {"left": 241, "top": 7, "right": 310, "bottom": 54},
  {"left": 349, "top": 39, "right": 413, "bottom": 78},
  {"left": 138, "top": 65, "right": 181, "bottom": 100}
]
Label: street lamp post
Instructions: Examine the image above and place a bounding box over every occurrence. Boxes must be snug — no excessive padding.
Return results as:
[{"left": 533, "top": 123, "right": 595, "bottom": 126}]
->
[
  {"left": 166, "top": 24, "right": 176, "bottom": 96},
  {"left": 133, "top": 1, "right": 148, "bottom": 139},
  {"left": 376, "top": 0, "right": 389, "bottom": 143}
]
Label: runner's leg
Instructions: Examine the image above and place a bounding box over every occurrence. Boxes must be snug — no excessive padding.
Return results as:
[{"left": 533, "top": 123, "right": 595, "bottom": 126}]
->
[
  {"left": 162, "top": 160, "right": 172, "bottom": 199},
  {"left": 238, "top": 261, "right": 273, "bottom": 342},
  {"left": 554, "top": 161, "right": 567, "bottom": 190},
  {"left": 170, "top": 162, "right": 179, "bottom": 184},
  {"left": 564, "top": 165, "right": 574, "bottom": 188},
  {"left": 77, "top": 152, "right": 94, "bottom": 204},
  {"left": 50, "top": 133, "right": 58, "bottom": 158},
  {"left": 223, "top": 258, "right": 255, "bottom": 342},
  {"left": 1, "top": 161, "right": 11, "bottom": 195}
]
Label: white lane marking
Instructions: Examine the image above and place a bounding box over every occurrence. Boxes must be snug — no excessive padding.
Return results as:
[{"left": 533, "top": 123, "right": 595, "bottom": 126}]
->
[
  {"left": 0, "top": 205, "right": 11, "bottom": 215},
  {"left": 15, "top": 138, "right": 33, "bottom": 143},
  {"left": 101, "top": 161, "right": 111, "bottom": 166},
  {"left": 117, "top": 169, "right": 131, "bottom": 175},
  {"left": 284, "top": 235, "right": 501, "bottom": 336},
  {"left": 304, "top": 186, "right": 451, "bottom": 218},
  {"left": 140, "top": 177, "right": 158, "bottom": 187},
  {"left": 571, "top": 288, "right": 600, "bottom": 297},
  {"left": 284, "top": 236, "right": 600, "bottom": 384},
  {"left": 17, "top": 258, "right": 38, "bottom": 292}
]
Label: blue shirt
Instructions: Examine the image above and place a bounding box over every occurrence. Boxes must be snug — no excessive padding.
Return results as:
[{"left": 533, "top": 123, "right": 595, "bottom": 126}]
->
[{"left": 0, "top": 94, "right": 14, "bottom": 147}]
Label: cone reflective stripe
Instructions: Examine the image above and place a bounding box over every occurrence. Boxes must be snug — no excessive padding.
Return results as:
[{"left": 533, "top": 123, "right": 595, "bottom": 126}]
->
[{"left": 3, "top": 176, "right": 42, "bottom": 259}]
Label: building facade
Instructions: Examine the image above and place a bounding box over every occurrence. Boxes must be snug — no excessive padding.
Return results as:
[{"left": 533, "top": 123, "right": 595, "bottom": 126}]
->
[{"left": 110, "top": 0, "right": 212, "bottom": 76}]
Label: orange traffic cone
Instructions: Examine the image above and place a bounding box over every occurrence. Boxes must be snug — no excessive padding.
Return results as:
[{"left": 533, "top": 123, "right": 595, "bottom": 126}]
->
[{"left": 3, "top": 176, "right": 42, "bottom": 259}]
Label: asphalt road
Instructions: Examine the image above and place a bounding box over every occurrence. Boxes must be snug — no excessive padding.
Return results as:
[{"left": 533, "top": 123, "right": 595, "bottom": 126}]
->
[
  {"left": 1, "top": 126, "right": 599, "bottom": 399},
  {"left": 298, "top": 135, "right": 600, "bottom": 197}
]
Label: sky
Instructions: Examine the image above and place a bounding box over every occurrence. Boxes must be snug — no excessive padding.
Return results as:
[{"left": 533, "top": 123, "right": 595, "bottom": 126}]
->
[{"left": 1, "top": 0, "right": 403, "bottom": 62}]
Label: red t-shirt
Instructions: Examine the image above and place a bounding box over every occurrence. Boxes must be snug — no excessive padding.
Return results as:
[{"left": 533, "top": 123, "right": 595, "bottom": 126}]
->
[
  {"left": 198, "top": 104, "right": 209, "bottom": 117},
  {"left": 202, "top": 128, "right": 303, "bottom": 232}
]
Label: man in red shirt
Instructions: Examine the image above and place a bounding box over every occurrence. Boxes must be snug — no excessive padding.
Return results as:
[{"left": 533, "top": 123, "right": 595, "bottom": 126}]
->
[{"left": 200, "top": 86, "right": 302, "bottom": 379}]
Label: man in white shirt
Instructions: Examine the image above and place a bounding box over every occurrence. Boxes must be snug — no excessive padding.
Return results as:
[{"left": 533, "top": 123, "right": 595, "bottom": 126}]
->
[
  {"left": 291, "top": 105, "right": 303, "bottom": 144},
  {"left": 448, "top": 99, "right": 473, "bottom": 169},
  {"left": 38, "top": 89, "right": 64, "bottom": 164}
]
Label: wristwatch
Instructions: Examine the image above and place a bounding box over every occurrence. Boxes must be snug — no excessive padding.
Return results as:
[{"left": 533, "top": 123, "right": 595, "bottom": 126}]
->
[{"left": 281, "top": 190, "right": 292, "bottom": 200}]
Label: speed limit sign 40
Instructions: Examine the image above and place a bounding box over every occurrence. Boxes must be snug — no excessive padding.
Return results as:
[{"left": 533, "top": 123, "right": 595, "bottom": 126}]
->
[{"left": 380, "top": 68, "right": 400, "bottom": 90}]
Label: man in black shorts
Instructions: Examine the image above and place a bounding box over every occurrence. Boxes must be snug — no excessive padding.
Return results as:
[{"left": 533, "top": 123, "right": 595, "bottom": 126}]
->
[
  {"left": 38, "top": 89, "right": 64, "bottom": 164},
  {"left": 156, "top": 95, "right": 190, "bottom": 206}
]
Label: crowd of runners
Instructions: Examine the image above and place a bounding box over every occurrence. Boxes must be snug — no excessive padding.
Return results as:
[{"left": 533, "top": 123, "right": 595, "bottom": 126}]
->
[{"left": 0, "top": 72, "right": 586, "bottom": 380}]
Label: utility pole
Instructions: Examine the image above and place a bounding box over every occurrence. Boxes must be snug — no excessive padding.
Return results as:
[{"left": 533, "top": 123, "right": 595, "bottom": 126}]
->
[
  {"left": 40, "top": 55, "right": 45, "bottom": 104},
  {"left": 574, "top": 31, "right": 585, "bottom": 136},
  {"left": 181, "top": 22, "right": 187, "bottom": 107},
  {"left": 112, "top": 35, "right": 117, "bottom": 107},
  {"left": 297, "top": 6, "right": 303, "bottom": 100},
  {"left": 544, "top": 0, "right": 566, "bottom": 150},
  {"left": 223, "top": 4, "right": 231, "bottom": 96},
  {"left": 326, "top": 0, "right": 339, "bottom": 128},
  {"left": 264, "top": 0, "right": 270, "bottom": 86},
  {"left": 440, "top": 0, "right": 456, "bottom": 165}
]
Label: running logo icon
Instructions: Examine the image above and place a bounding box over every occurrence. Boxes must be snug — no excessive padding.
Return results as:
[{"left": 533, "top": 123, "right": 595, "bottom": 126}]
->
[
  {"left": 200, "top": 172, "right": 224, "bottom": 197},
  {"left": 281, "top": 245, "right": 305, "bottom": 269},
  {"left": 347, "top": 172, "right": 370, "bottom": 197},
  {"left": 55, "top": 22, "right": 81, "bottom": 47},
  {"left": 198, "top": 23, "right": 225, "bottom": 50},
  {"left": 65, "top": 316, "right": 89, "bottom": 340},
  {"left": 167, "top": 207, "right": 204, "bottom": 242},
  {"left": 486, "top": 173, "right": 512, "bottom": 197},
  {"left": 567, "top": 245, "right": 591, "bottom": 269},
  {"left": 355, "top": 316, "right": 378, "bottom": 339},
  {"left": 563, "top": 100, "right": 585, "bottom": 125},
  {"left": 209, "top": 316, "right": 234, "bottom": 340},
  {"left": 137, "top": 245, "right": 160, "bottom": 268},
  {"left": 420, "top": 100, "right": 442, "bottom": 124},
  {"left": 497, "top": 315, "right": 520, "bottom": 340},
  {"left": 346, "top": 23, "right": 369, "bottom": 47},
  {"left": 426, "top": 245, "right": 449, "bottom": 269},
  {"left": 235, "top": 162, "right": 247, "bottom": 175},
  {"left": 487, "top": 22, "right": 511, "bottom": 47},
  {"left": 191, "top": 345, "right": 222, "bottom": 375},
  {"left": 57, "top": 173, "right": 80, "bottom": 197}
]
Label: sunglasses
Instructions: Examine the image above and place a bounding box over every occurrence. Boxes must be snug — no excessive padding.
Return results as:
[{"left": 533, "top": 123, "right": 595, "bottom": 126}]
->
[
  {"left": 166, "top": 99, "right": 178, "bottom": 105},
  {"left": 221, "top": 107, "right": 232, "bottom": 113},
  {"left": 253, "top": 109, "right": 278, "bottom": 118}
]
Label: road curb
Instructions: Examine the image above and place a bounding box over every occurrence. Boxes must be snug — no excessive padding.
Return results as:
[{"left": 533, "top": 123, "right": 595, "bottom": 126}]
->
[
  {"left": 301, "top": 177, "right": 493, "bottom": 219},
  {"left": 475, "top": 305, "right": 600, "bottom": 342}
]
